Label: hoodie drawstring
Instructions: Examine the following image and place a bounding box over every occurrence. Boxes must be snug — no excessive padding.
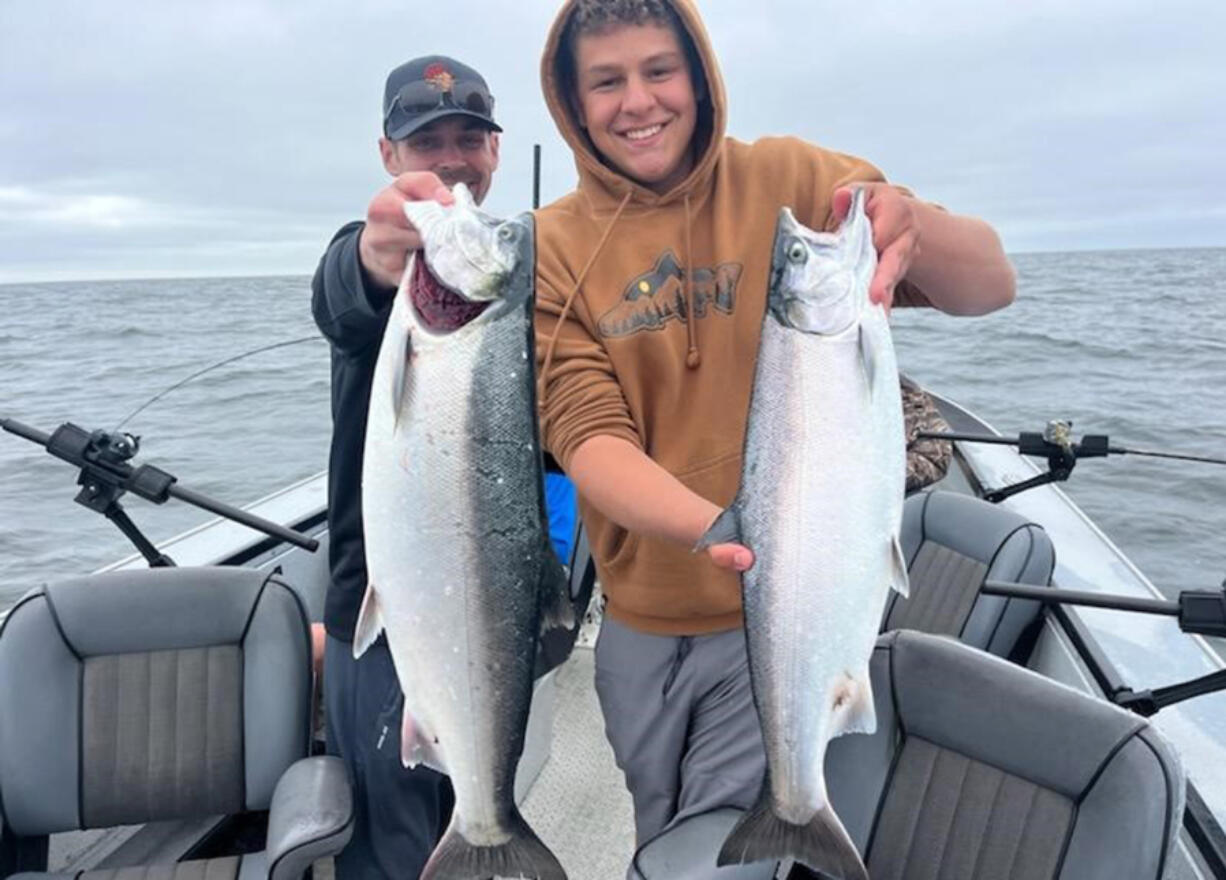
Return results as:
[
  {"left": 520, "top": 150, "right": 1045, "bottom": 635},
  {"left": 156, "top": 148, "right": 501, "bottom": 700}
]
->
[
  {"left": 538, "top": 190, "right": 634, "bottom": 425},
  {"left": 682, "top": 193, "right": 700, "bottom": 369}
]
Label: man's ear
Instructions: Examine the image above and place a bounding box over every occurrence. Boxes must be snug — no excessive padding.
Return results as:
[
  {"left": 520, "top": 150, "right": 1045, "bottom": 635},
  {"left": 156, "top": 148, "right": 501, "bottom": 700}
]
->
[
  {"left": 488, "top": 132, "right": 501, "bottom": 170},
  {"left": 379, "top": 136, "right": 401, "bottom": 175}
]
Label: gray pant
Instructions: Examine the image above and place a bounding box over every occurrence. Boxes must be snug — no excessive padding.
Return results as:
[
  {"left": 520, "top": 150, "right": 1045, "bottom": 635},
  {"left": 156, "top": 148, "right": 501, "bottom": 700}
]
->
[{"left": 595, "top": 616, "right": 766, "bottom": 852}]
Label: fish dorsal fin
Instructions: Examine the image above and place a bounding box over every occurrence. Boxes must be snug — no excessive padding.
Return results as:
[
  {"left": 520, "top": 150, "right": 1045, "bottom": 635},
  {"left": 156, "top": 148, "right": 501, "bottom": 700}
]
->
[
  {"left": 352, "top": 584, "right": 385, "bottom": 659},
  {"left": 890, "top": 533, "right": 911, "bottom": 598},
  {"left": 695, "top": 506, "right": 742, "bottom": 550},
  {"left": 538, "top": 537, "right": 576, "bottom": 633}
]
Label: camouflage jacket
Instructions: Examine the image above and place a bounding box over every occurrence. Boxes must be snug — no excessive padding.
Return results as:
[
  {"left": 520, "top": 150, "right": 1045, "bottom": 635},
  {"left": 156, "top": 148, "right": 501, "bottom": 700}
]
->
[{"left": 902, "top": 376, "right": 952, "bottom": 493}]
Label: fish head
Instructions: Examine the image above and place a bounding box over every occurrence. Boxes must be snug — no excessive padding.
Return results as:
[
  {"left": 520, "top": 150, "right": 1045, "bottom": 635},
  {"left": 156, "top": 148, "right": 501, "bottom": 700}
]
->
[
  {"left": 768, "top": 190, "right": 877, "bottom": 336},
  {"left": 402, "top": 183, "right": 529, "bottom": 304}
]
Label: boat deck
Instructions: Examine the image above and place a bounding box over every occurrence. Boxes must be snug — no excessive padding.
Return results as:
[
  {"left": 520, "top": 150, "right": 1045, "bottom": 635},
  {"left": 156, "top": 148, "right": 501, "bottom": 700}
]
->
[{"left": 522, "top": 644, "right": 636, "bottom": 879}]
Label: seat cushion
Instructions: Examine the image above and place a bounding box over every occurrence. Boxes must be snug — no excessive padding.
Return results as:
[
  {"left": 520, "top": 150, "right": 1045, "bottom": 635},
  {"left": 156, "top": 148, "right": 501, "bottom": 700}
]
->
[
  {"left": 826, "top": 632, "right": 1184, "bottom": 880},
  {"left": 0, "top": 568, "right": 311, "bottom": 836},
  {"left": 884, "top": 491, "right": 1055, "bottom": 657},
  {"left": 631, "top": 808, "right": 778, "bottom": 879},
  {"left": 9, "top": 855, "right": 243, "bottom": 880}
]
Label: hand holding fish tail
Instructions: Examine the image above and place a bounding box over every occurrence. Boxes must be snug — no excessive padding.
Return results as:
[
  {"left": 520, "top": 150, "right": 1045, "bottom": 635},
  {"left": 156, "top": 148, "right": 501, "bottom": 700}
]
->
[
  {"left": 832, "top": 182, "right": 920, "bottom": 312},
  {"left": 358, "top": 171, "right": 455, "bottom": 289}
]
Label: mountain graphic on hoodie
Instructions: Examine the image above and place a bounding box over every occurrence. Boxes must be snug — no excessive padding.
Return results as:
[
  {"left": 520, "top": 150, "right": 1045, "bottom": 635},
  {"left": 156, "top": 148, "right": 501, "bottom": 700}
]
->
[{"left": 597, "top": 251, "right": 742, "bottom": 338}]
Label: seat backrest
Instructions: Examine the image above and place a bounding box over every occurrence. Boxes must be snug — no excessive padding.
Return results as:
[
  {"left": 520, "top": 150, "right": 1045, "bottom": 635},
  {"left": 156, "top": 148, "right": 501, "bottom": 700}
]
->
[
  {"left": 883, "top": 490, "right": 1055, "bottom": 657},
  {"left": 0, "top": 567, "right": 311, "bottom": 837},
  {"left": 825, "top": 631, "right": 1184, "bottom": 880},
  {"left": 630, "top": 808, "right": 778, "bottom": 880}
]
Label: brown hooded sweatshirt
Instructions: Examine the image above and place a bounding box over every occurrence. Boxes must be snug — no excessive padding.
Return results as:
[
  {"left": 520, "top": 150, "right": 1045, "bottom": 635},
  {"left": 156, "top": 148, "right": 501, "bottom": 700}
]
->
[{"left": 535, "top": 0, "right": 928, "bottom": 635}]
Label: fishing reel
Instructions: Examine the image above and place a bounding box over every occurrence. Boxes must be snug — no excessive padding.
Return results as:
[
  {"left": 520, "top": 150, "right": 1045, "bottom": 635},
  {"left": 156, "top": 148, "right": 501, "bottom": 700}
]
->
[
  {"left": 919, "top": 418, "right": 1224, "bottom": 503},
  {"left": 42, "top": 424, "right": 172, "bottom": 514}
]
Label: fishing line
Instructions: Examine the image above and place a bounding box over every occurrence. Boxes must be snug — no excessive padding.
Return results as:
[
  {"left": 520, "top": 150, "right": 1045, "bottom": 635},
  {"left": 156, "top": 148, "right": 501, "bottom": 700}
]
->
[
  {"left": 112, "top": 335, "right": 324, "bottom": 432},
  {"left": 1110, "top": 446, "right": 1226, "bottom": 467}
]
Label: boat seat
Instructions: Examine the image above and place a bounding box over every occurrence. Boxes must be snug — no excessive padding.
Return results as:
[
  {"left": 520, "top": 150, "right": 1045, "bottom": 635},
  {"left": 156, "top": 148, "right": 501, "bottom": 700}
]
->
[
  {"left": 883, "top": 490, "right": 1056, "bottom": 658},
  {"left": 821, "top": 630, "right": 1183, "bottom": 880},
  {"left": 625, "top": 632, "right": 1183, "bottom": 880},
  {"left": 630, "top": 808, "right": 778, "bottom": 880},
  {"left": 0, "top": 567, "right": 353, "bottom": 880}
]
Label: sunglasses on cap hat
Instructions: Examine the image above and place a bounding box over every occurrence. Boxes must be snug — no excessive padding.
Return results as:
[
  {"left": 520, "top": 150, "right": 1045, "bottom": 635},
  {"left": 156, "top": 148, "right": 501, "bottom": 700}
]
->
[{"left": 384, "top": 79, "right": 495, "bottom": 128}]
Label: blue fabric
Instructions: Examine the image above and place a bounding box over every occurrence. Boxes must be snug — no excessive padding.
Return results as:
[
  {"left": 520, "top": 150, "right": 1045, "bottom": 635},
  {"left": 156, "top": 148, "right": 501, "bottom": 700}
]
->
[{"left": 545, "top": 472, "right": 577, "bottom": 564}]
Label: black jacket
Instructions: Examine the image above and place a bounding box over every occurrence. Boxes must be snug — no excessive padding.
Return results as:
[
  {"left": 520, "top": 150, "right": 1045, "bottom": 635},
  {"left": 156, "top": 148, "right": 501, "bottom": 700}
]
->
[{"left": 311, "top": 221, "right": 395, "bottom": 641}]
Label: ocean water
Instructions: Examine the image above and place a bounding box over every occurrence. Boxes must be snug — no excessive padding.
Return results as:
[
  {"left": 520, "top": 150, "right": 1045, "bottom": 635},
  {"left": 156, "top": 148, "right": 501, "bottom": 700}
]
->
[{"left": 1, "top": 249, "right": 1224, "bottom": 612}]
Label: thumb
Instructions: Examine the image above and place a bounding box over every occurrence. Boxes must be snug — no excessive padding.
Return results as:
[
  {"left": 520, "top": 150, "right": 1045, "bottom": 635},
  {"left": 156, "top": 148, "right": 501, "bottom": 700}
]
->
[
  {"left": 707, "top": 543, "right": 755, "bottom": 572},
  {"left": 830, "top": 187, "right": 853, "bottom": 224}
]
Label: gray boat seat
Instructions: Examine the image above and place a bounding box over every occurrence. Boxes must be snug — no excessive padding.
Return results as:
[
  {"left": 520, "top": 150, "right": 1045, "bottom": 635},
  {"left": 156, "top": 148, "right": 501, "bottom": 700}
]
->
[
  {"left": 824, "top": 630, "right": 1184, "bottom": 880},
  {"left": 630, "top": 808, "right": 778, "bottom": 880},
  {"left": 883, "top": 490, "right": 1056, "bottom": 658},
  {"left": 0, "top": 567, "right": 353, "bottom": 880}
]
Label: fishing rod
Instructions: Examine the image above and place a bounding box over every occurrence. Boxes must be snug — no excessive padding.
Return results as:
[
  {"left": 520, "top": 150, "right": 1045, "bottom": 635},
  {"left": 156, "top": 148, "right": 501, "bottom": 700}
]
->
[
  {"left": 533, "top": 143, "right": 541, "bottom": 210},
  {"left": 113, "top": 334, "right": 322, "bottom": 431},
  {"left": 1, "top": 417, "right": 320, "bottom": 564},
  {"left": 917, "top": 420, "right": 1226, "bottom": 503},
  {"left": 980, "top": 578, "right": 1226, "bottom": 716},
  {"left": 2, "top": 333, "right": 328, "bottom": 565}
]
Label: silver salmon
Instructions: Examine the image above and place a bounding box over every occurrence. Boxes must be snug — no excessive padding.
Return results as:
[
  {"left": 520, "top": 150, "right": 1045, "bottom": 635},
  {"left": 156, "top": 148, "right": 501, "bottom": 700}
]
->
[
  {"left": 699, "top": 189, "right": 908, "bottom": 879},
  {"left": 359, "top": 184, "right": 571, "bottom": 880}
]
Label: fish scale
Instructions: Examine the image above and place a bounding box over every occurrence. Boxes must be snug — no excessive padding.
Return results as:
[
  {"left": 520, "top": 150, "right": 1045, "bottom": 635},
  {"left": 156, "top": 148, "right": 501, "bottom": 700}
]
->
[
  {"left": 359, "top": 184, "right": 571, "bottom": 880},
  {"left": 701, "top": 190, "right": 908, "bottom": 880}
]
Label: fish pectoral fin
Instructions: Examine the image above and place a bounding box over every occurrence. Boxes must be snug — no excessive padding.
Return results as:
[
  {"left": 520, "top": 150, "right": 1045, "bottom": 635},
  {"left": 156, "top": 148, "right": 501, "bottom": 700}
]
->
[
  {"left": 391, "top": 329, "right": 413, "bottom": 431},
  {"left": 401, "top": 710, "right": 446, "bottom": 773},
  {"left": 858, "top": 322, "right": 879, "bottom": 394},
  {"left": 839, "top": 672, "right": 878, "bottom": 736},
  {"left": 890, "top": 534, "right": 911, "bottom": 598},
  {"left": 538, "top": 541, "right": 576, "bottom": 633},
  {"left": 352, "top": 584, "right": 385, "bottom": 659},
  {"left": 695, "top": 506, "right": 742, "bottom": 550}
]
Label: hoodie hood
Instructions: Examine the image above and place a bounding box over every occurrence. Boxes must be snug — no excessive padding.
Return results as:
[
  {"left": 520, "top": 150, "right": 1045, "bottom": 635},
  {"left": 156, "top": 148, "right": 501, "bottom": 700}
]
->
[{"left": 540, "top": 0, "right": 728, "bottom": 210}]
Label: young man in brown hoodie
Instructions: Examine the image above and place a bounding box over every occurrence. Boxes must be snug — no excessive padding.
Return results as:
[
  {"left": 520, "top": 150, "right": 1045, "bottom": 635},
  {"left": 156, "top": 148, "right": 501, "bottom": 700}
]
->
[{"left": 533, "top": 0, "right": 1016, "bottom": 866}]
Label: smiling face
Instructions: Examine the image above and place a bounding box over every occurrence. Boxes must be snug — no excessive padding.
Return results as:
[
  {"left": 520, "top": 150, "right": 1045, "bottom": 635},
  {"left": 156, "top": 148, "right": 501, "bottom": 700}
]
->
[
  {"left": 380, "top": 116, "right": 500, "bottom": 204},
  {"left": 572, "top": 20, "right": 698, "bottom": 194}
]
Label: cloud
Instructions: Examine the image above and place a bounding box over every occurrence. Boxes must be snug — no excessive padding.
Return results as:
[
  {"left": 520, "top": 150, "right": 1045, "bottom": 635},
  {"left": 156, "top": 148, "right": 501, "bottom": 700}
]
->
[{"left": 0, "top": 0, "right": 1223, "bottom": 281}]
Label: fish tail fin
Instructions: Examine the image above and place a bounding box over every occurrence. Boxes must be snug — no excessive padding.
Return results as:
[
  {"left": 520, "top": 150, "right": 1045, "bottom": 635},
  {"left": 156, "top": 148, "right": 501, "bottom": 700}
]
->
[
  {"left": 538, "top": 540, "right": 576, "bottom": 632},
  {"left": 717, "top": 794, "right": 867, "bottom": 880},
  {"left": 694, "top": 505, "right": 742, "bottom": 551},
  {"left": 420, "top": 809, "right": 567, "bottom": 880}
]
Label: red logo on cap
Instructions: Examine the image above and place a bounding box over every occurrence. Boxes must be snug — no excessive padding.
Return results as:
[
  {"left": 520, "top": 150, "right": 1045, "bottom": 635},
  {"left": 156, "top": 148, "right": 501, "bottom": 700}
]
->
[{"left": 424, "top": 63, "right": 455, "bottom": 93}]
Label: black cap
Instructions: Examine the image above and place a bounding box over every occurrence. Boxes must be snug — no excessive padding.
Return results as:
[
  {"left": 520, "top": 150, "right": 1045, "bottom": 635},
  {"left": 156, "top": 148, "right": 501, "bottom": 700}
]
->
[{"left": 383, "top": 55, "right": 503, "bottom": 140}]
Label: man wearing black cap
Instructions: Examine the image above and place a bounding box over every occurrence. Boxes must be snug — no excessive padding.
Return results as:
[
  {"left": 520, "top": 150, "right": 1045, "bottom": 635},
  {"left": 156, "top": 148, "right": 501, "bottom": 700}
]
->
[{"left": 310, "top": 55, "right": 502, "bottom": 880}]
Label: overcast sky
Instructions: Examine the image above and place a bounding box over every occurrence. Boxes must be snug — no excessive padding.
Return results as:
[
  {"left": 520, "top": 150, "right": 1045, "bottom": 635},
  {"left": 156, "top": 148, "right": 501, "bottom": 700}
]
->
[{"left": 1, "top": 0, "right": 1223, "bottom": 283}]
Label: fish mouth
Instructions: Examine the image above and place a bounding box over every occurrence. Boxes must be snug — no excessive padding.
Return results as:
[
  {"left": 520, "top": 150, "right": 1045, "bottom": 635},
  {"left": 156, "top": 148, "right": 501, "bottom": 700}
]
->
[{"left": 408, "top": 257, "right": 490, "bottom": 333}]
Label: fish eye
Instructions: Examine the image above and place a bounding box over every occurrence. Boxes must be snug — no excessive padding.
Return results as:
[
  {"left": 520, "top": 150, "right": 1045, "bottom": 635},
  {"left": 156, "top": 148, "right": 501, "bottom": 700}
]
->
[
  {"left": 497, "top": 224, "right": 517, "bottom": 242},
  {"left": 787, "top": 239, "right": 807, "bottom": 263}
]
